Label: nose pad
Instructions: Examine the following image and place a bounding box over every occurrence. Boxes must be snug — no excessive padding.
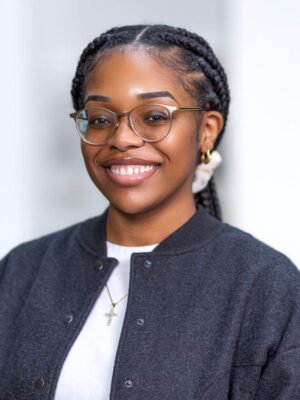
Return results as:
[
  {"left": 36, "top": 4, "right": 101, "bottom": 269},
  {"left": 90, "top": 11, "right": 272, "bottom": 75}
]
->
[{"left": 107, "top": 115, "right": 144, "bottom": 149}]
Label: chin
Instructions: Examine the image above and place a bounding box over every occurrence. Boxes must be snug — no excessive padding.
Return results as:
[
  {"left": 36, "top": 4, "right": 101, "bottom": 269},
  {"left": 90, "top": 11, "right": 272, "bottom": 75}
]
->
[
  {"left": 107, "top": 192, "right": 163, "bottom": 216},
  {"left": 109, "top": 200, "right": 155, "bottom": 216}
]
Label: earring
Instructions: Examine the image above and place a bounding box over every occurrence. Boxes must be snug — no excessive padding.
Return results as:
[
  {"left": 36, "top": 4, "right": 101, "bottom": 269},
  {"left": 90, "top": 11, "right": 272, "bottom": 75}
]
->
[{"left": 200, "top": 149, "right": 212, "bottom": 164}]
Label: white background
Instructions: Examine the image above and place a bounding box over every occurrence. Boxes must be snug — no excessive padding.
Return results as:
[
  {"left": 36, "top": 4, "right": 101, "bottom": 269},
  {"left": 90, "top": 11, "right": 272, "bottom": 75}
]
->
[{"left": 0, "top": 0, "right": 299, "bottom": 267}]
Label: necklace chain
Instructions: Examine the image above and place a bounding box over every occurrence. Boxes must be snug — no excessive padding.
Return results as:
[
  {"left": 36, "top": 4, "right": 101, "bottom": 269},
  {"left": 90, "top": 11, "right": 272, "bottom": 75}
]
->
[
  {"left": 104, "top": 284, "right": 128, "bottom": 326},
  {"left": 106, "top": 284, "right": 128, "bottom": 306}
]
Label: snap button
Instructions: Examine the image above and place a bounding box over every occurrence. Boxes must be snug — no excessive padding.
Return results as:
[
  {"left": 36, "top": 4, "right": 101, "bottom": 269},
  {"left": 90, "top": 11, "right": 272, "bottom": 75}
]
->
[
  {"left": 144, "top": 259, "right": 152, "bottom": 268},
  {"left": 95, "top": 260, "right": 104, "bottom": 271},
  {"left": 34, "top": 377, "right": 45, "bottom": 389},
  {"left": 63, "top": 314, "right": 73, "bottom": 324},
  {"left": 124, "top": 379, "right": 133, "bottom": 388},
  {"left": 137, "top": 318, "right": 144, "bottom": 326}
]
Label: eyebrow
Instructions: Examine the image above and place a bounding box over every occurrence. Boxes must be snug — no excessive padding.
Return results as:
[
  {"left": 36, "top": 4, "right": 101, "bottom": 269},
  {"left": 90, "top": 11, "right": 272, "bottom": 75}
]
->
[{"left": 84, "top": 91, "right": 178, "bottom": 104}]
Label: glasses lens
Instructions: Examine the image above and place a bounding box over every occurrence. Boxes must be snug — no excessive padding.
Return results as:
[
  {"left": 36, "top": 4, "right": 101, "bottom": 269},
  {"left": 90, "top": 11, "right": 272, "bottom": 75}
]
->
[
  {"left": 76, "top": 108, "right": 114, "bottom": 144},
  {"left": 131, "top": 105, "right": 171, "bottom": 141}
]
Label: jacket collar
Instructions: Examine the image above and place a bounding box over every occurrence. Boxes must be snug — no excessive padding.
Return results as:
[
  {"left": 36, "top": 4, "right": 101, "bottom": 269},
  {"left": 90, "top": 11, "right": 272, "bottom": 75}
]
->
[{"left": 77, "top": 205, "right": 223, "bottom": 257}]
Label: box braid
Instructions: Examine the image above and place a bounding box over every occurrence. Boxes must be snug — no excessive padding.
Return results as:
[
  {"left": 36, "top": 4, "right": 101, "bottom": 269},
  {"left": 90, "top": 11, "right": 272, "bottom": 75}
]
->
[{"left": 71, "top": 24, "right": 230, "bottom": 220}]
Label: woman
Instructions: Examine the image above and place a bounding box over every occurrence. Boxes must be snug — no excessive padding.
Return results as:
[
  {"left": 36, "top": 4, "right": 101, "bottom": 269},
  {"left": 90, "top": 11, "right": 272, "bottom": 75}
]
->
[{"left": 0, "top": 24, "right": 299, "bottom": 399}]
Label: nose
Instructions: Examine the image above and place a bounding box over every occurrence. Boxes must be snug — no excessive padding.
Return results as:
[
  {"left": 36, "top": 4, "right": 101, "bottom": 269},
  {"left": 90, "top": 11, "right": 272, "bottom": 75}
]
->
[{"left": 106, "top": 114, "right": 144, "bottom": 151}]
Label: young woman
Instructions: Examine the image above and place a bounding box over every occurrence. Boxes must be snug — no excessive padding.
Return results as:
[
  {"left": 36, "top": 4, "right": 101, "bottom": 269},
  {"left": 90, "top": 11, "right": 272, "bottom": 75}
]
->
[{"left": 0, "top": 24, "right": 299, "bottom": 400}]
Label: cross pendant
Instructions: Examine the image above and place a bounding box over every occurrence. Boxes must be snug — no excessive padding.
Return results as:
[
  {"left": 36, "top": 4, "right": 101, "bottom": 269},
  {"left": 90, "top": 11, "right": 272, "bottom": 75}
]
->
[{"left": 105, "top": 306, "right": 118, "bottom": 326}]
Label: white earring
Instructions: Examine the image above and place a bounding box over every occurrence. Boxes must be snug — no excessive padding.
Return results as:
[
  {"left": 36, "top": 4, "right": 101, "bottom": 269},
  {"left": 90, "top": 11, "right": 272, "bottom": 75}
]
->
[{"left": 192, "top": 150, "right": 222, "bottom": 193}]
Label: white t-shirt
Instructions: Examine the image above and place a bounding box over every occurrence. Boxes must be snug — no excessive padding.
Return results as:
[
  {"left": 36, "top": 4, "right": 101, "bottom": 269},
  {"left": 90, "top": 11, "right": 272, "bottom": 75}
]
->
[{"left": 54, "top": 240, "right": 158, "bottom": 400}]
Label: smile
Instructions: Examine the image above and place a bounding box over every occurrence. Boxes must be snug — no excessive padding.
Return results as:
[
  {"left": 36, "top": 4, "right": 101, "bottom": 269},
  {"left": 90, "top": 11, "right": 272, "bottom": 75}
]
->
[
  {"left": 104, "top": 164, "right": 159, "bottom": 186},
  {"left": 110, "top": 165, "right": 155, "bottom": 175}
]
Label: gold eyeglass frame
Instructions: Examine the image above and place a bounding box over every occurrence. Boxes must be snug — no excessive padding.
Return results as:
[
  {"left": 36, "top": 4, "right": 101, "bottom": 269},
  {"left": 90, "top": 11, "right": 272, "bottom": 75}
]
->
[{"left": 69, "top": 103, "right": 203, "bottom": 145}]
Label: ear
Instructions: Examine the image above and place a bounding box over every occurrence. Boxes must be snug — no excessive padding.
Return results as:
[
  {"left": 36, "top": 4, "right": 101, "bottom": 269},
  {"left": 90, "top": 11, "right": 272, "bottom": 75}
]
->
[{"left": 198, "top": 111, "right": 224, "bottom": 152}]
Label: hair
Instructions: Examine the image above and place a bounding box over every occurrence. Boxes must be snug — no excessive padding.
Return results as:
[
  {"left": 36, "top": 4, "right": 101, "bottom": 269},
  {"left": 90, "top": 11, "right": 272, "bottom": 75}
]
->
[{"left": 71, "top": 24, "right": 230, "bottom": 220}]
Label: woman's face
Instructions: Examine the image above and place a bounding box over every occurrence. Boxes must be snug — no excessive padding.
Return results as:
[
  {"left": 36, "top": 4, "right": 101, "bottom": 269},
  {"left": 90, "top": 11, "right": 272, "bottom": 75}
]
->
[{"left": 81, "top": 48, "right": 219, "bottom": 215}]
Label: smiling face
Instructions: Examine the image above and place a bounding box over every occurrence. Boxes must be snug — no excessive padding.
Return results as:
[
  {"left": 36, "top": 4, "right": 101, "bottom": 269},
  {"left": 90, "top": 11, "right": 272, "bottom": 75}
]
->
[{"left": 81, "top": 47, "right": 222, "bottom": 218}]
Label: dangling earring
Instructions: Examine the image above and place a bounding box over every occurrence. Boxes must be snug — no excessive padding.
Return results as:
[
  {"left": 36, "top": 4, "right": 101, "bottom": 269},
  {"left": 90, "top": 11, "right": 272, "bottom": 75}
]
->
[
  {"left": 200, "top": 149, "right": 212, "bottom": 164},
  {"left": 192, "top": 150, "right": 222, "bottom": 194}
]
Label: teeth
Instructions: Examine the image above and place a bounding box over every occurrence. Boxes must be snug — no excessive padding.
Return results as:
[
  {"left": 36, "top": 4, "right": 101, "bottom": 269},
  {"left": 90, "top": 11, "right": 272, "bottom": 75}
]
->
[{"left": 110, "top": 165, "right": 155, "bottom": 176}]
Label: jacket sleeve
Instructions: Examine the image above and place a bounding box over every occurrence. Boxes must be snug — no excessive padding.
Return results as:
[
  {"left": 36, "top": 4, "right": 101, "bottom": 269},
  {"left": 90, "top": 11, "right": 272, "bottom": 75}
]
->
[
  {"left": 0, "top": 253, "right": 11, "bottom": 375},
  {"left": 0, "top": 247, "right": 41, "bottom": 375},
  {"left": 253, "top": 346, "right": 300, "bottom": 398},
  {"left": 0, "top": 253, "right": 8, "bottom": 282},
  {"left": 252, "top": 258, "right": 300, "bottom": 399}
]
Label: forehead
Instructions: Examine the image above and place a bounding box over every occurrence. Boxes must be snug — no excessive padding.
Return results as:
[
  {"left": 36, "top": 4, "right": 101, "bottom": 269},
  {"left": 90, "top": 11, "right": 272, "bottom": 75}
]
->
[{"left": 84, "top": 48, "right": 195, "bottom": 105}]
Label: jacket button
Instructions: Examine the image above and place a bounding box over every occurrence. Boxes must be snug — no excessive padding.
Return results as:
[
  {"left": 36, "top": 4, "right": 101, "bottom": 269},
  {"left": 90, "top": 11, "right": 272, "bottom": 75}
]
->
[
  {"left": 144, "top": 259, "right": 152, "bottom": 268},
  {"left": 95, "top": 260, "right": 104, "bottom": 271},
  {"left": 63, "top": 314, "right": 73, "bottom": 324},
  {"left": 137, "top": 318, "right": 144, "bottom": 326},
  {"left": 34, "top": 377, "right": 45, "bottom": 389},
  {"left": 124, "top": 379, "right": 133, "bottom": 388}
]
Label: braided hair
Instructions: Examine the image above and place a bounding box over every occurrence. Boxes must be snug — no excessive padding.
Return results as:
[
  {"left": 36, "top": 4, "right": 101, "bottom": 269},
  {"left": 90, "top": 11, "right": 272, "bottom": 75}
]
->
[{"left": 71, "top": 24, "right": 230, "bottom": 220}]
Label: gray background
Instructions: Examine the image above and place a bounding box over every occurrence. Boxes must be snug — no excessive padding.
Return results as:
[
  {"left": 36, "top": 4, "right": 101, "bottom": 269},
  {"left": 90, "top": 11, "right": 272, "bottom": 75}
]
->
[{"left": 0, "top": 0, "right": 299, "bottom": 266}]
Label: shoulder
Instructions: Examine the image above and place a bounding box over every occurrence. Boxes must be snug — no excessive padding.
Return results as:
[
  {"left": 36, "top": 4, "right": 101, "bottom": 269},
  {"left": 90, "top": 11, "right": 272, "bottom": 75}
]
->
[
  {"left": 209, "top": 221, "right": 300, "bottom": 361},
  {"left": 213, "top": 220, "right": 300, "bottom": 296},
  {"left": 2, "top": 221, "right": 80, "bottom": 262},
  {"left": 0, "top": 214, "right": 102, "bottom": 280},
  {"left": 219, "top": 220, "right": 297, "bottom": 265}
]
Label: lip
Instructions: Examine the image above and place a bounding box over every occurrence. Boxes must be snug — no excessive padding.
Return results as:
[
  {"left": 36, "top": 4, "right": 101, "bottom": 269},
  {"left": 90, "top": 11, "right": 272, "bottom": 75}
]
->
[
  {"left": 104, "top": 163, "right": 160, "bottom": 187},
  {"left": 102, "top": 157, "right": 161, "bottom": 167}
]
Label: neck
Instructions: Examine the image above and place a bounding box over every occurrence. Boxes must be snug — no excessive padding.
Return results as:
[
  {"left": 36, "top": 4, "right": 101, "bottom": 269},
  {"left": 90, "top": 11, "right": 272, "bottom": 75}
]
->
[{"left": 106, "top": 194, "right": 196, "bottom": 246}]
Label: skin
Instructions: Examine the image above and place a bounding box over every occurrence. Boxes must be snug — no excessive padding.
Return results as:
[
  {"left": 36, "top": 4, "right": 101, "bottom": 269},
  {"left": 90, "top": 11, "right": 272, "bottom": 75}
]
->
[{"left": 81, "top": 47, "right": 224, "bottom": 245}]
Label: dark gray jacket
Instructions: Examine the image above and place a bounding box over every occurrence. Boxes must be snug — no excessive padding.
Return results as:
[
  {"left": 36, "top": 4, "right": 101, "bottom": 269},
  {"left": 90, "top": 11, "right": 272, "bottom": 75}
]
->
[{"left": 0, "top": 206, "right": 300, "bottom": 400}]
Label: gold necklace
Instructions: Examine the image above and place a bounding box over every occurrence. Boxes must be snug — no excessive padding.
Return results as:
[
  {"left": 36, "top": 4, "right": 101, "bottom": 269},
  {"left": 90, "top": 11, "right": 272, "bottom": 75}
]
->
[{"left": 104, "top": 284, "right": 128, "bottom": 326}]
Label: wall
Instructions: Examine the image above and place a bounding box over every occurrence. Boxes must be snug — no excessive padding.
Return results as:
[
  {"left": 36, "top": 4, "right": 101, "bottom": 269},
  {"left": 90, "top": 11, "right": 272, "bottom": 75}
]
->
[
  {"left": 224, "top": 0, "right": 300, "bottom": 265},
  {"left": 0, "top": 0, "right": 299, "bottom": 267}
]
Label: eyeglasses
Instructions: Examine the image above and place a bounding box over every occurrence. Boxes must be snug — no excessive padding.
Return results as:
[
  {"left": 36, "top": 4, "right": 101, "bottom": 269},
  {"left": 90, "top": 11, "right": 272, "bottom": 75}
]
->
[{"left": 69, "top": 103, "right": 202, "bottom": 145}]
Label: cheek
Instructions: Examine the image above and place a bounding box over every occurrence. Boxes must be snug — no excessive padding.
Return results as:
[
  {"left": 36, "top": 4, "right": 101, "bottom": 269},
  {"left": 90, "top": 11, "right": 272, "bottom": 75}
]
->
[
  {"left": 79, "top": 122, "right": 199, "bottom": 214},
  {"left": 81, "top": 143, "right": 93, "bottom": 171},
  {"left": 81, "top": 143, "right": 105, "bottom": 183},
  {"left": 159, "top": 123, "right": 200, "bottom": 170}
]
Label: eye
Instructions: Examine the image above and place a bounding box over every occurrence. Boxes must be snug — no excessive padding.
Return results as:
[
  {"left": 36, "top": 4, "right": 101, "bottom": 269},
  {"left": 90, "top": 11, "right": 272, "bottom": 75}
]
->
[
  {"left": 144, "top": 111, "right": 170, "bottom": 124},
  {"left": 147, "top": 113, "right": 167, "bottom": 121},
  {"left": 88, "top": 113, "right": 113, "bottom": 129}
]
